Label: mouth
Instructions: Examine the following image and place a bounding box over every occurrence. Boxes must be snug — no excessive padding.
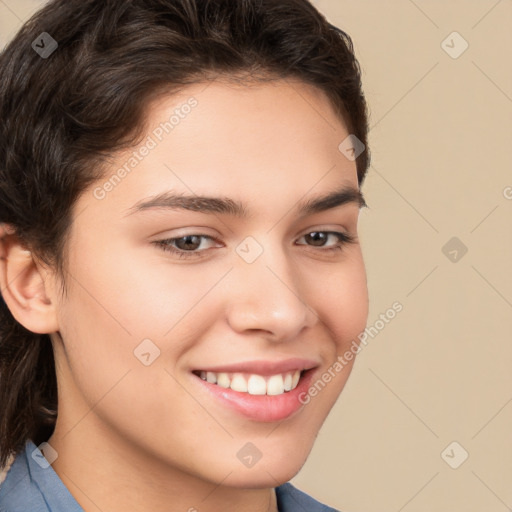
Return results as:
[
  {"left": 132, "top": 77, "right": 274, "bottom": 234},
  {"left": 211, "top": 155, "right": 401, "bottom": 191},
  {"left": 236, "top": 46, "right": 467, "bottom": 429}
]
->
[{"left": 190, "top": 362, "right": 319, "bottom": 422}]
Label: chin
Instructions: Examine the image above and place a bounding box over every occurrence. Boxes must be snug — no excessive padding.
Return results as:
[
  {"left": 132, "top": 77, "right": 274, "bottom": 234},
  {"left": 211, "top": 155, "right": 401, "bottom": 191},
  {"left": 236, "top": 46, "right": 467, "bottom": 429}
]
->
[
  {"left": 225, "top": 442, "right": 313, "bottom": 489},
  {"left": 224, "top": 463, "right": 304, "bottom": 489}
]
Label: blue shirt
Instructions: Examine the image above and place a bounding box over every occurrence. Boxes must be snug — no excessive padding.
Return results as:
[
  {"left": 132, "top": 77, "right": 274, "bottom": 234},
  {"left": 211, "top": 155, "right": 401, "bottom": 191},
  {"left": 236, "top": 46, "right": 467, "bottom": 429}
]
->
[{"left": 0, "top": 439, "right": 341, "bottom": 511}]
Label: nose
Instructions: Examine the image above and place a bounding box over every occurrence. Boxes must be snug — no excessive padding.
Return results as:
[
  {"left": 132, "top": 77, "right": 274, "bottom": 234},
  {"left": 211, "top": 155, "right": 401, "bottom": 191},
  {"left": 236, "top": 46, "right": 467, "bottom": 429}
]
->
[{"left": 225, "top": 243, "right": 318, "bottom": 341}]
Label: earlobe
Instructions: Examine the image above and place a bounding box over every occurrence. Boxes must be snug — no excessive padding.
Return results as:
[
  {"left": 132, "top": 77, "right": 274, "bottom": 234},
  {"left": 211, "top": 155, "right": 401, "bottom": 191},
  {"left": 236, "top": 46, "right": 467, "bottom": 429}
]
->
[{"left": 0, "top": 223, "right": 60, "bottom": 334}]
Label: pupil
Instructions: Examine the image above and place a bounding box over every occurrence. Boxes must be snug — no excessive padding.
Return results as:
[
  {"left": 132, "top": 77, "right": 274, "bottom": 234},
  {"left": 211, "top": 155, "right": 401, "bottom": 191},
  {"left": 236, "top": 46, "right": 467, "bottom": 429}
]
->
[
  {"left": 307, "top": 232, "right": 326, "bottom": 247},
  {"left": 179, "top": 235, "right": 200, "bottom": 250}
]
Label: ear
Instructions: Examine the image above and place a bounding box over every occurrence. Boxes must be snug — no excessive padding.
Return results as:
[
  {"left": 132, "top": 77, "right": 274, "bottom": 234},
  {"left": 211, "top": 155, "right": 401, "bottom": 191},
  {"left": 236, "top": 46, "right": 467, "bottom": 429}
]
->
[{"left": 0, "top": 223, "right": 60, "bottom": 334}]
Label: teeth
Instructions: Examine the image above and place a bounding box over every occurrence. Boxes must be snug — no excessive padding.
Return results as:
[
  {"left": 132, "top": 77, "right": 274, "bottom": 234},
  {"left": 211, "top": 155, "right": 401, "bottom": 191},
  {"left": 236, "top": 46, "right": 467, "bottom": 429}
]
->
[
  {"left": 196, "top": 369, "right": 302, "bottom": 396},
  {"left": 291, "top": 370, "right": 300, "bottom": 389},
  {"left": 267, "top": 374, "right": 284, "bottom": 396},
  {"left": 283, "top": 373, "right": 293, "bottom": 391},
  {"left": 247, "top": 375, "right": 267, "bottom": 395},
  {"left": 230, "top": 374, "right": 248, "bottom": 393},
  {"left": 217, "top": 372, "right": 230, "bottom": 388}
]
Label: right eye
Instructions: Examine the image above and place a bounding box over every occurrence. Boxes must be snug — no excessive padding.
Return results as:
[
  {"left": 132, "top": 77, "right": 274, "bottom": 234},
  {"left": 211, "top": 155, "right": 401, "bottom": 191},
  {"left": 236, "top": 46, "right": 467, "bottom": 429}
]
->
[{"left": 153, "top": 234, "right": 221, "bottom": 259}]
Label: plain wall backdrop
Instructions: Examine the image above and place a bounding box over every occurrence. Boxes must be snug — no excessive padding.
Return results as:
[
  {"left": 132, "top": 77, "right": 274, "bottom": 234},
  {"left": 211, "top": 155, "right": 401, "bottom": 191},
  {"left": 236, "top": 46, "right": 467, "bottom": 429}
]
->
[{"left": 1, "top": 1, "right": 511, "bottom": 511}]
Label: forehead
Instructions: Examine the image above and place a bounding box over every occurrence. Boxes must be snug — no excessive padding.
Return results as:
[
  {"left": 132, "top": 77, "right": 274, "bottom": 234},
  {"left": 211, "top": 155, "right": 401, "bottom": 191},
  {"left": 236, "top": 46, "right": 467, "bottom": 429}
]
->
[
  {"left": 75, "top": 79, "right": 358, "bottom": 224},
  {"left": 142, "top": 77, "right": 350, "bottom": 159}
]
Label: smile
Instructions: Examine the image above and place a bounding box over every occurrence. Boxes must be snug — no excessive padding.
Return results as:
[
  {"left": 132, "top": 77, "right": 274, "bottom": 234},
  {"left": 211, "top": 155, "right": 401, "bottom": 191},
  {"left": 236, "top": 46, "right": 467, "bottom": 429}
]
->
[
  {"left": 192, "top": 370, "right": 302, "bottom": 396},
  {"left": 191, "top": 362, "right": 318, "bottom": 422}
]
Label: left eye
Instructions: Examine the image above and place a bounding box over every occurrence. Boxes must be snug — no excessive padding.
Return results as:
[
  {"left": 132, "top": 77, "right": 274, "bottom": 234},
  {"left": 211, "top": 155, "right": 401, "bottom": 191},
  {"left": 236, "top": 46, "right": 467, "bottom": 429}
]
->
[{"left": 153, "top": 230, "right": 356, "bottom": 260}]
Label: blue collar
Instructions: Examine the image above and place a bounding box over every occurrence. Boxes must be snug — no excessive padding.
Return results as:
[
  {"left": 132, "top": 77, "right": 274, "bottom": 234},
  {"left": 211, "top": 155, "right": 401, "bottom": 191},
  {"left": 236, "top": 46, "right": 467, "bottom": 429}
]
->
[{"left": 0, "top": 439, "right": 83, "bottom": 511}]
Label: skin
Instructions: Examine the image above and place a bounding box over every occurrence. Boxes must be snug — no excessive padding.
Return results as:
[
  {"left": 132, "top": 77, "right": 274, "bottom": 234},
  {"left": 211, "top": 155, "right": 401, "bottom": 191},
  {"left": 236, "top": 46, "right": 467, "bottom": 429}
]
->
[{"left": 0, "top": 78, "right": 369, "bottom": 512}]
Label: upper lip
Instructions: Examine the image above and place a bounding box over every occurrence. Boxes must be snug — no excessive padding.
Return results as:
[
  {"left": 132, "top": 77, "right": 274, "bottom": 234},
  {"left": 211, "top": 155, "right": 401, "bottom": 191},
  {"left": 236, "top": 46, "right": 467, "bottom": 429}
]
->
[{"left": 192, "top": 358, "right": 320, "bottom": 376}]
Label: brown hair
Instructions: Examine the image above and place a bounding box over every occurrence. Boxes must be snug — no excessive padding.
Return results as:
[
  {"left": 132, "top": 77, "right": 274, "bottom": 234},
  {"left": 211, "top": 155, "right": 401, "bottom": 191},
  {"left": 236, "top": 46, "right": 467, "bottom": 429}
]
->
[{"left": 0, "top": 0, "right": 371, "bottom": 468}]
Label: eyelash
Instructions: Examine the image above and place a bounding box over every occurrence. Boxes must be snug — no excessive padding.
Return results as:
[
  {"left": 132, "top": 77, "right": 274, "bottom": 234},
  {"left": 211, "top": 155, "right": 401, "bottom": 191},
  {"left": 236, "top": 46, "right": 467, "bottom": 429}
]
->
[{"left": 152, "top": 230, "right": 357, "bottom": 260}]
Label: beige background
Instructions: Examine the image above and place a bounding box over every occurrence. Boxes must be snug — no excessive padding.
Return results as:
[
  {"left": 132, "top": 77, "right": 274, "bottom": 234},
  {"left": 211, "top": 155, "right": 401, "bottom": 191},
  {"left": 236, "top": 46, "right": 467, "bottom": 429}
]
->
[{"left": 1, "top": 1, "right": 511, "bottom": 511}]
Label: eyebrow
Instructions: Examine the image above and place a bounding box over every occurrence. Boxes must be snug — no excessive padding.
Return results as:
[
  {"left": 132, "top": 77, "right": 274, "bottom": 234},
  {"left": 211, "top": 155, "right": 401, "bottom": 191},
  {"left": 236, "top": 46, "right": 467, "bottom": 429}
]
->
[{"left": 123, "top": 184, "right": 367, "bottom": 219}]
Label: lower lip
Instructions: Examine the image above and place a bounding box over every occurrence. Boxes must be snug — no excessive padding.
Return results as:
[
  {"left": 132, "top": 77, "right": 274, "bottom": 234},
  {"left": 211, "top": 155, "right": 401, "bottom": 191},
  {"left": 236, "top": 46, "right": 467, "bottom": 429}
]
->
[{"left": 191, "top": 369, "right": 316, "bottom": 422}]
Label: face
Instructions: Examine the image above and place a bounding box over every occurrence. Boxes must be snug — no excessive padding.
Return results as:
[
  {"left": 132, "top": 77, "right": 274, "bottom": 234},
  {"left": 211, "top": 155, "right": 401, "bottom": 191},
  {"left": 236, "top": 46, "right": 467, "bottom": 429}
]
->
[{"left": 47, "top": 79, "right": 369, "bottom": 488}]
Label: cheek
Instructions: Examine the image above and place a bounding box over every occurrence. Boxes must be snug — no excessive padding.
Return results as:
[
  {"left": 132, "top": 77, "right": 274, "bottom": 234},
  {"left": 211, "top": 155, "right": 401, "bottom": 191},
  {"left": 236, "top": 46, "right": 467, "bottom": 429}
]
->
[
  {"left": 56, "top": 277, "right": 199, "bottom": 452},
  {"left": 56, "top": 241, "right": 222, "bottom": 421},
  {"left": 315, "top": 252, "right": 369, "bottom": 351},
  {"left": 91, "top": 238, "right": 228, "bottom": 338},
  {"left": 290, "top": 253, "right": 367, "bottom": 414}
]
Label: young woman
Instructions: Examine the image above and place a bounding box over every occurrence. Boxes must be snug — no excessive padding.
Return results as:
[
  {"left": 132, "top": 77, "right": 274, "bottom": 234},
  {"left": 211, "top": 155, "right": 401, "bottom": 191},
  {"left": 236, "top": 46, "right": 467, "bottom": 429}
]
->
[{"left": 0, "top": 0, "right": 371, "bottom": 510}]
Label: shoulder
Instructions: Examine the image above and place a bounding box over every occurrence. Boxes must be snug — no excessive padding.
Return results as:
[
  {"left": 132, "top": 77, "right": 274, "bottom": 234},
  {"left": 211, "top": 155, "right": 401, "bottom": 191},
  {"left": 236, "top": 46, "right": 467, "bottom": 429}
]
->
[
  {"left": 0, "top": 439, "right": 83, "bottom": 512},
  {"left": 0, "top": 440, "right": 50, "bottom": 511},
  {"left": 275, "top": 482, "right": 342, "bottom": 512}
]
